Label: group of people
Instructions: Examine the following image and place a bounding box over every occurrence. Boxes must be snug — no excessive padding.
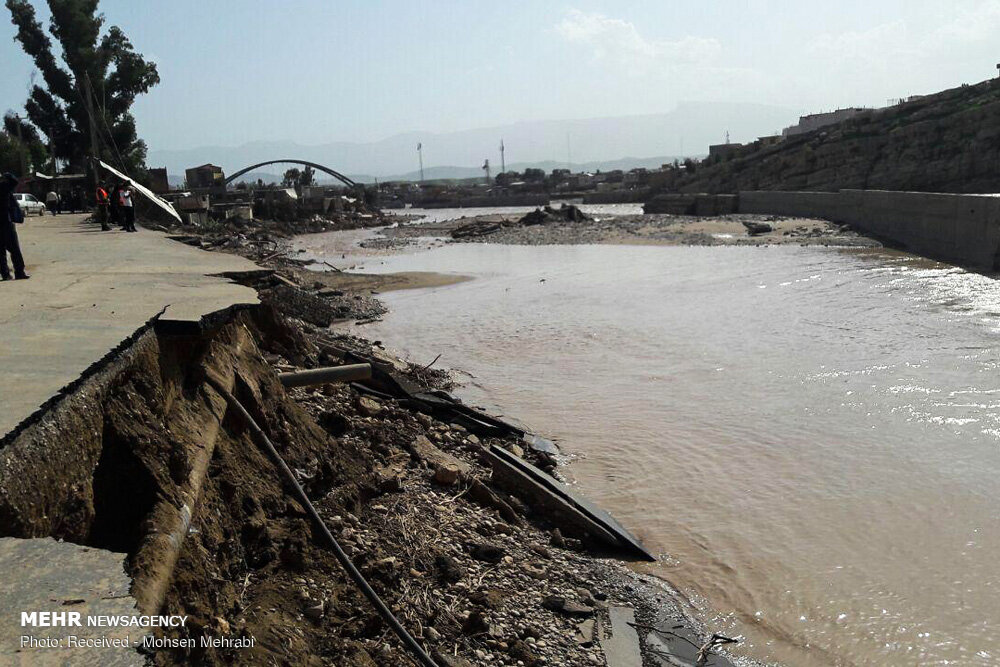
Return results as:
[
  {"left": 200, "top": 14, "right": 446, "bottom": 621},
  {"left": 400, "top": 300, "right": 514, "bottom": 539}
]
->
[
  {"left": 0, "top": 173, "right": 142, "bottom": 282},
  {"left": 1, "top": 172, "right": 28, "bottom": 281},
  {"left": 43, "top": 187, "right": 86, "bottom": 215},
  {"left": 94, "top": 181, "right": 136, "bottom": 232}
]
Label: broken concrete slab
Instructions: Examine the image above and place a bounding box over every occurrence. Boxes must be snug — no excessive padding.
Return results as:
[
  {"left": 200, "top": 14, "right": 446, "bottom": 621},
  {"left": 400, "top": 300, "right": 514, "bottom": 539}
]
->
[
  {"left": 0, "top": 214, "right": 260, "bottom": 443},
  {"left": 488, "top": 445, "right": 655, "bottom": 561},
  {"left": 0, "top": 537, "right": 144, "bottom": 666},
  {"left": 600, "top": 606, "right": 642, "bottom": 667},
  {"left": 408, "top": 435, "right": 471, "bottom": 477}
]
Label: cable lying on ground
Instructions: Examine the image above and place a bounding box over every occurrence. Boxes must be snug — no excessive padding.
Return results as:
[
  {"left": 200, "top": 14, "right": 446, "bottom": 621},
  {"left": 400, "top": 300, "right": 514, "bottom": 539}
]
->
[{"left": 205, "top": 374, "right": 439, "bottom": 667}]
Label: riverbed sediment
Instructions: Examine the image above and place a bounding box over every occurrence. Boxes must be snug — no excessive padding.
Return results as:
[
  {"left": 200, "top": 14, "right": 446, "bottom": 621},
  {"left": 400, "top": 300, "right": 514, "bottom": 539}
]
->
[{"left": 380, "top": 210, "right": 881, "bottom": 248}]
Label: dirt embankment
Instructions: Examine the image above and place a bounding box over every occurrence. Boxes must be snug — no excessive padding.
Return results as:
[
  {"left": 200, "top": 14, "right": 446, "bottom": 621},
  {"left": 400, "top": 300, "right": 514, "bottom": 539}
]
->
[{"left": 0, "top": 296, "right": 734, "bottom": 666}]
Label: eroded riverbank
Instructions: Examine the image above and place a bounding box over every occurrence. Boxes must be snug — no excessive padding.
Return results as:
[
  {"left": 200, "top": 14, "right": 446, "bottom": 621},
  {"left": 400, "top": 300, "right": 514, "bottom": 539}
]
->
[
  {"left": 0, "top": 211, "right": 751, "bottom": 666},
  {"left": 295, "top": 215, "right": 1000, "bottom": 667}
]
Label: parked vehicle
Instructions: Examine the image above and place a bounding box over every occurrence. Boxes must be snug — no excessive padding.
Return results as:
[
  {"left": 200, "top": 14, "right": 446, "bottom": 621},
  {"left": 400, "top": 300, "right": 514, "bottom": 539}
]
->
[{"left": 13, "top": 193, "right": 46, "bottom": 216}]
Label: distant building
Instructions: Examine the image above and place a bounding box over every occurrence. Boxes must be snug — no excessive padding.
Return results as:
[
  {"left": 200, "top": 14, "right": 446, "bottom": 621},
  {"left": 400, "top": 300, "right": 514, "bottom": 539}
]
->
[
  {"left": 148, "top": 168, "right": 170, "bottom": 194},
  {"left": 708, "top": 143, "right": 743, "bottom": 159},
  {"left": 756, "top": 135, "right": 783, "bottom": 148},
  {"left": 185, "top": 163, "right": 225, "bottom": 189},
  {"left": 782, "top": 108, "right": 870, "bottom": 137}
]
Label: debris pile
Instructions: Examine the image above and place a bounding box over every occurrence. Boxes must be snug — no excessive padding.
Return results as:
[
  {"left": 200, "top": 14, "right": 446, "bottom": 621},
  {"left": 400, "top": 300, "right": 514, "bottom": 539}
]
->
[
  {"left": 741, "top": 220, "right": 773, "bottom": 236},
  {"left": 520, "top": 204, "right": 592, "bottom": 225},
  {"left": 451, "top": 204, "right": 591, "bottom": 239}
]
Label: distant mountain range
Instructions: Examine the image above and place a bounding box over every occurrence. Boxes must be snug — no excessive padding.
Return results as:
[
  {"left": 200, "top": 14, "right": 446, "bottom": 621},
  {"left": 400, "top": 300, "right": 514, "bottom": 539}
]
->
[{"left": 151, "top": 101, "right": 801, "bottom": 184}]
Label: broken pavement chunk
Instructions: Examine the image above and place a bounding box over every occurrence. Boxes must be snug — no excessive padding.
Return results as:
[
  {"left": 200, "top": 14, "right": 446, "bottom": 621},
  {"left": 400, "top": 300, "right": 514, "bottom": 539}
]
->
[{"left": 408, "top": 435, "right": 471, "bottom": 476}]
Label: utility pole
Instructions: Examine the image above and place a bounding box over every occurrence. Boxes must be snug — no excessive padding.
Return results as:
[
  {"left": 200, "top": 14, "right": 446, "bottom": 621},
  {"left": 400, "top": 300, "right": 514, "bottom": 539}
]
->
[
  {"left": 499, "top": 138, "right": 505, "bottom": 176},
  {"left": 82, "top": 74, "right": 102, "bottom": 192},
  {"left": 13, "top": 113, "right": 28, "bottom": 178},
  {"left": 417, "top": 142, "right": 424, "bottom": 182}
]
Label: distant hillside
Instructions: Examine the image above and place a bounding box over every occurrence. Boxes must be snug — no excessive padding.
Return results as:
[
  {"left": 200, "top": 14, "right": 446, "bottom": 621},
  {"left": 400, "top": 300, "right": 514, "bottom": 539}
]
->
[
  {"left": 377, "top": 156, "right": 689, "bottom": 183},
  {"left": 662, "top": 78, "right": 1000, "bottom": 194},
  {"left": 147, "top": 102, "right": 798, "bottom": 180}
]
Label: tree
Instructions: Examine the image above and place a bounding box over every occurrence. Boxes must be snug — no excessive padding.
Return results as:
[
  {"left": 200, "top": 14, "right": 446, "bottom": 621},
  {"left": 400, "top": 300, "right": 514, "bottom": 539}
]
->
[
  {"left": 6, "top": 0, "right": 160, "bottom": 178},
  {"left": 2, "top": 112, "right": 49, "bottom": 174},
  {"left": 299, "top": 165, "right": 315, "bottom": 187},
  {"left": 282, "top": 167, "right": 301, "bottom": 187},
  {"left": 0, "top": 133, "right": 26, "bottom": 175},
  {"left": 523, "top": 167, "right": 545, "bottom": 182}
]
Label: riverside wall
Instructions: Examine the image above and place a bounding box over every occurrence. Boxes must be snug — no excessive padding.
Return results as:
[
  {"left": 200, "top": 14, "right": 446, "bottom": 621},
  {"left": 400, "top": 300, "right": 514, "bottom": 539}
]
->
[{"left": 738, "top": 190, "right": 1000, "bottom": 271}]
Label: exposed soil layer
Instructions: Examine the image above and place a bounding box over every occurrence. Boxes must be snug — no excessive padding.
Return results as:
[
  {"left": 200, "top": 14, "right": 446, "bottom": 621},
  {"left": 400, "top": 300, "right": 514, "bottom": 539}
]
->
[{"left": 0, "top": 298, "right": 746, "bottom": 665}]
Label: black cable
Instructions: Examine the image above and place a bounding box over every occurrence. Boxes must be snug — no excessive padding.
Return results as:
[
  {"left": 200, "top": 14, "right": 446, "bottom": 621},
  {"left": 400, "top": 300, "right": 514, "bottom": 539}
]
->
[{"left": 205, "top": 375, "right": 438, "bottom": 667}]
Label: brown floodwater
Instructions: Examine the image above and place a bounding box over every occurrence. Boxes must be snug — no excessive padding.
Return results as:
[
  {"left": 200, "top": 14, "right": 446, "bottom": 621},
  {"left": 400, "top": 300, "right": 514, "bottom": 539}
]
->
[{"left": 295, "top": 228, "right": 1000, "bottom": 666}]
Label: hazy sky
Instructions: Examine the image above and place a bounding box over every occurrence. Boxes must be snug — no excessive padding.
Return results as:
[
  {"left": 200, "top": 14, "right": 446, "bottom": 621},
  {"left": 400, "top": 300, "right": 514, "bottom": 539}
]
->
[{"left": 2, "top": 0, "right": 1000, "bottom": 152}]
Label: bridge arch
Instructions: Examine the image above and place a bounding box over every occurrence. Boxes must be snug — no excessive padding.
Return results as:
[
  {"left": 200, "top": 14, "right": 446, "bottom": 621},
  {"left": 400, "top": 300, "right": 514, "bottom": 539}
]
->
[{"left": 225, "top": 159, "right": 357, "bottom": 188}]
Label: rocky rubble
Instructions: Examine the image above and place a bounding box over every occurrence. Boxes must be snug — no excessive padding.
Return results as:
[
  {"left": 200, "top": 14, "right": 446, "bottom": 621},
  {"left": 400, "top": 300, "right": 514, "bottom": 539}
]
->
[
  {"left": 439, "top": 212, "right": 879, "bottom": 248},
  {"left": 451, "top": 204, "right": 591, "bottom": 239}
]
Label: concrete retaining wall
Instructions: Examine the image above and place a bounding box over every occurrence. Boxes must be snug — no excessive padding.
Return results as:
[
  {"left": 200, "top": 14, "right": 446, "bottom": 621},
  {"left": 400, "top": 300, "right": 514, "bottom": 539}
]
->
[
  {"left": 644, "top": 193, "right": 737, "bottom": 216},
  {"left": 737, "top": 190, "right": 1000, "bottom": 271}
]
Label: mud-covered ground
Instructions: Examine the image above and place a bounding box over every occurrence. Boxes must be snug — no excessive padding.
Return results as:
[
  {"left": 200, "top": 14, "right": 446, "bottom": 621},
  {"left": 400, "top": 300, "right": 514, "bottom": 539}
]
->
[
  {"left": 146, "top": 309, "right": 735, "bottom": 667},
  {"left": 382, "top": 211, "right": 881, "bottom": 248}
]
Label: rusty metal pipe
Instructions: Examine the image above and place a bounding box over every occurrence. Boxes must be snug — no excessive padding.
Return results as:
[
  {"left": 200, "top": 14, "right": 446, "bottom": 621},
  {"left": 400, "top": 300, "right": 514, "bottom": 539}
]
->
[{"left": 278, "top": 363, "right": 371, "bottom": 388}]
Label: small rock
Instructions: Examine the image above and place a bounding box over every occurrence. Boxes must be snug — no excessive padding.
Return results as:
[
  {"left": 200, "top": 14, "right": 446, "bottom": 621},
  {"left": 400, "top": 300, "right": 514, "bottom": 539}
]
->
[
  {"left": 303, "top": 600, "right": 325, "bottom": 620},
  {"left": 433, "top": 653, "right": 474, "bottom": 667},
  {"left": 433, "top": 463, "right": 462, "bottom": 486},
  {"left": 462, "top": 610, "right": 491, "bottom": 635},
  {"left": 541, "top": 595, "right": 594, "bottom": 617},
  {"left": 357, "top": 396, "right": 383, "bottom": 417},
  {"left": 469, "top": 588, "right": 505, "bottom": 610},
  {"left": 575, "top": 619, "right": 595, "bottom": 645},
  {"left": 508, "top": 639, "right": 538, "bottom": 665},
  {"left": 528, "top": 544, "right": 551, "bottom": 559},
  {"left": 470, "top": 543, "right": 506, "bottom": 563},
  {"left": 435, "top": 554, "right": 465, "bottom": 583}
]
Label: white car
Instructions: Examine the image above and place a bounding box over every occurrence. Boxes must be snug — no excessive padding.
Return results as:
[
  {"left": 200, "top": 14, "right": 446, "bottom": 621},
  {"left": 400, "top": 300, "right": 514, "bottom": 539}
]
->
[{"left": 13, "top": 193, "right": 46, "bottom": 216}]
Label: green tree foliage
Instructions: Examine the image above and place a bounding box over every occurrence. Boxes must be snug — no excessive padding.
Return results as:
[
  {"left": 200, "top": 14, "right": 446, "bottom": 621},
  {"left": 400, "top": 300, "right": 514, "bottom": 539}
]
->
[
  {"left": 2, "top": 112, "right": 49, "bottom": 174},
  {"left": 282, "top": 167, "right": 301, "bottom": 187},
  {"left": 299, "top": 165, "right": 315, "bottom": 187},
  {"left": 0, "top": 133, "right": 26, "bottom": 174},
  {"left": 523, "top": 167, "right": 545, "bottom": 182},
  {"left": 6, "top": 0, "right": 159, "bottom": 175},
  {"left": 282, "top": 165, "right": 316, "bottom": 189}
]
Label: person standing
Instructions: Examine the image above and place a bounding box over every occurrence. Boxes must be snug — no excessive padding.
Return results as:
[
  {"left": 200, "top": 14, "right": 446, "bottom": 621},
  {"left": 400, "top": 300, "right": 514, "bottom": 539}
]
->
[
  {"left": 108, "top": 182, "right": 121, "bottom": 228},
  {"left": 0, "top": 173, "right": 29, "bottom": 280},
  {"left": 45, "top": 189, "right": 59, "bottom": 215},
  {"left": 120, "top": 181, "right": 136, "bottom": 232},
  {"left": 95, "top": 184, "right": 110, "bottom": 231}
]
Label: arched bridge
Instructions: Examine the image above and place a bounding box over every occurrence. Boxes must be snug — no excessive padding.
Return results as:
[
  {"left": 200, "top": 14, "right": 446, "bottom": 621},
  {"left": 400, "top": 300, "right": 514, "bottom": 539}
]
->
[{"left": 225, "top": 159, "right": 357, "bottom": 188}]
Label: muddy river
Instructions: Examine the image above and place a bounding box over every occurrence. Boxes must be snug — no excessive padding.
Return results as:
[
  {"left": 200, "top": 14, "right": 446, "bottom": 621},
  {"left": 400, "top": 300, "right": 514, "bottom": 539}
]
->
[{"left": 294, "top": 215, "right": 1000, "bottom": 666}]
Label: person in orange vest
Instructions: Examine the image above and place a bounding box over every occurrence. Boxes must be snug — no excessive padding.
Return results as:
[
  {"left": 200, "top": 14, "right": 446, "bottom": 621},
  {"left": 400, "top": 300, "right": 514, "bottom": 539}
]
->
[{"left": 95, "top": 184, "right": 110, "bottom": 231}]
